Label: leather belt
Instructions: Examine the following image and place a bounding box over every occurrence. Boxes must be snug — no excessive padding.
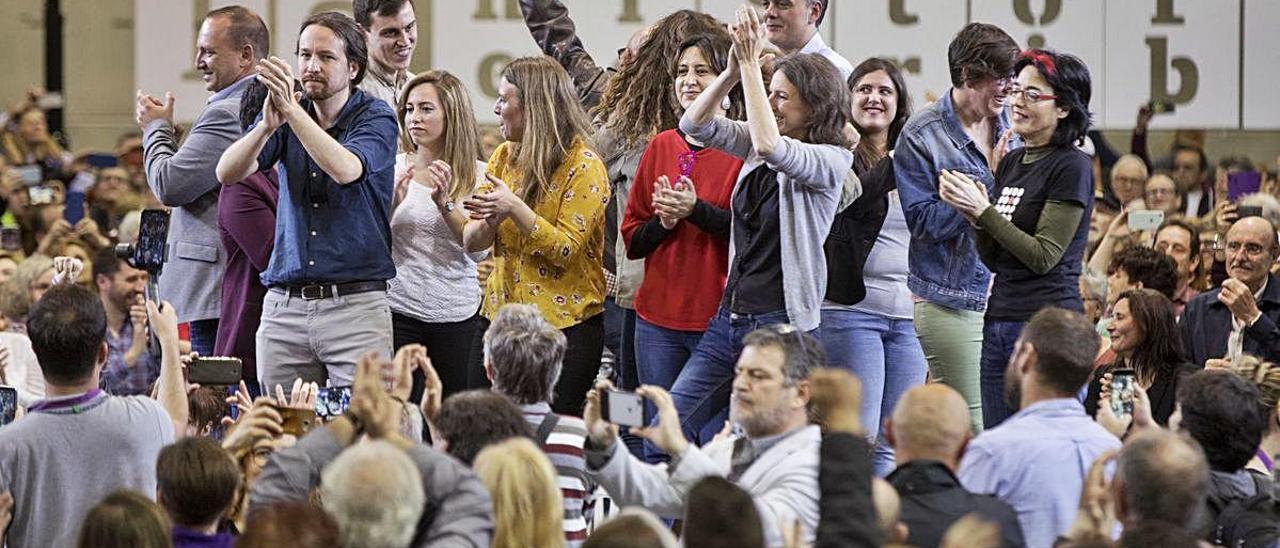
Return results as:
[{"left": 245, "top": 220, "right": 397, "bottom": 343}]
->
[{"left": 279, "top": 281, "right": 387, "bottom": 301}]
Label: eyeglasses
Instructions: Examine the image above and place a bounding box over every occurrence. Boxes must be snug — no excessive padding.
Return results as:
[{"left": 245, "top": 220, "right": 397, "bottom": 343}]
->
[
  {"left": 1111, "top": 176, "right": 1146, "bottom": 187},
  {"left": 1227, "top": 241, "right": 1271, "bottom": 257},
  {"left": 1008, "top": 87, "right": 1057, "bottom": 103},
  {"left": 1145, "top": 188, "right": 1175, "bottom": 197}
]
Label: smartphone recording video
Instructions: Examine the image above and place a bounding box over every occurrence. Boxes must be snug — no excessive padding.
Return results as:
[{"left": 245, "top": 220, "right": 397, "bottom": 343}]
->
[
  {"left": 601, "top": 390, "right": 645, "bottom": 428},
  {"left": 187, "top": 357, "right": 243, "bottom": 386},
  {"left": 315, "top": 386, "right": 353, "bottom": 420},
  {"left": 0, "top": 386, "right": 17, "bottom": 427},
  {"left": 1110, "top": 369, "right": 1136, "bottom": 417}
]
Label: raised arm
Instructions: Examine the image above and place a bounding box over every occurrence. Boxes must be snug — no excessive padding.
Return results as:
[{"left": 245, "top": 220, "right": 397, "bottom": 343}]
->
[
  {"left": 731, "top": 7, "right": 781, "bottom": 158},
  {"left": 147, "top": 300, "right": 189, "bottom": 438},
  {"left": 142, "top": 97, "right": 244, "bottom": 206},
  {"left": 517, "top": 0, "right": 608, "bottom": 110}
]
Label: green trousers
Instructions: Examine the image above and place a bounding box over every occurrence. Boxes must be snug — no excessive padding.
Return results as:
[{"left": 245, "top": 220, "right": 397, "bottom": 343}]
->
[{"left": 913, "top": 300, "right": 985, "bottom": 432}]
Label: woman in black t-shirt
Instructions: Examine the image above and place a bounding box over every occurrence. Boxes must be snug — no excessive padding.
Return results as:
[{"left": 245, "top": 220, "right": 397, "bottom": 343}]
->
[{"left": 938, "top": 49, "right": 1095, "bottom": 427}]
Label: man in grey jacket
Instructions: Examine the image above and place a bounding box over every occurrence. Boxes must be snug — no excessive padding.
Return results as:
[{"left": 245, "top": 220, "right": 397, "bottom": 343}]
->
[
  {"left": 135, "top": 6, "right": 269, "bottom": 354},
  {"left": 583, "top": 326, "right": 824, "bottom": 547}
]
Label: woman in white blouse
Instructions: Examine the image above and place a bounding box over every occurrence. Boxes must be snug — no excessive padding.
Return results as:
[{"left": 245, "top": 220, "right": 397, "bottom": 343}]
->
[{"left": 390, "top": 70, "right": 487, "bottom": 402}]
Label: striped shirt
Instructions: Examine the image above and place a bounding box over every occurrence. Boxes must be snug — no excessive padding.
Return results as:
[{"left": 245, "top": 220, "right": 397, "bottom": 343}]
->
[{"left": 523, "top": 402, "right": 595, "bottom": 547}]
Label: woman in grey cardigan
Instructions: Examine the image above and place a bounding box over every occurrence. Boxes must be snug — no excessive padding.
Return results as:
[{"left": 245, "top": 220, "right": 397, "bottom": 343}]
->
[{"left": 655, "top": 5, "right": 854, "bottom": 448}]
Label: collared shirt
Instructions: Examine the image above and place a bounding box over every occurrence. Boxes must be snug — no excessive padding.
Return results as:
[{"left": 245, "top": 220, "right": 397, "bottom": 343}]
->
[
  {"left": 100, "top": 318, "right": 160, "bottom": 396},
  {"left": 257, "top": 88, "right": 399, "bottom": 286},
  {"left": 958, "top": 398, "right": 1120, "bottom": 548},
  {"left": 798, "top": 31, "right": 854, "bottom": 80},
  {"left": 208, "top": 74, "right": 255, "bottom": 105},
  {"left": 1173, "top": 284, "right": 1199, "bottom": 319},
  {"left": 1228, "top": 277, "right": 1269, "bottom": 361},
  {"left": 359, "top": 61, "right": 413, "bottom": 109}
]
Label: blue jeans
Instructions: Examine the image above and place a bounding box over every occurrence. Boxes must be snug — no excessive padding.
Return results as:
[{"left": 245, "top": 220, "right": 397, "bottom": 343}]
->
[
  {"left": 663, "top": 308, "right": 791, "bottom": 449},
  {"left": 189, "top": 318, "right": 219, "bottom": 357},
  {"left": 980, "top": 319, "right": 1026, "bottom": 428},
  {"left": 635, "top": 317, "right": 705, "bottom": 461},
  {"left": 820, "top": 308, "right": 928, "bottom": 477}
]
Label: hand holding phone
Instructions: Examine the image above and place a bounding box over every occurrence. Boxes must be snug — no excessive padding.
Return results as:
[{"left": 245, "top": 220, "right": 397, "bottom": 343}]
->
[
  {"left": 601, "top": 389, "right": 645, "bottom": 427},
  {"left": 275, "top": 406, "right": 318, "bottom": 437},
  {"left": 188, "top": 357, "right": 243, "bottom": 386},
  {"left": 1127, "top": 210, "right": 1164, "bottom": 231},
  {"left": 314, "top": 386, "right": 353, "bottom": 420},
  {"left": 0, "top": 386, "right": 16, "bottom": 427},
  {"left": 1109, "top": 369, "right": 1137, "bottom": 417}
]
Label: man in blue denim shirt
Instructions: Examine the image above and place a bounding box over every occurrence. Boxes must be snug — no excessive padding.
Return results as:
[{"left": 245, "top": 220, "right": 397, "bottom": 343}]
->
[
  {"left": 217, "top": 11, "right": 398, "bottom": 390},
  {"left": 894, "top": 22, "right": 1019, "bottom": 432}
]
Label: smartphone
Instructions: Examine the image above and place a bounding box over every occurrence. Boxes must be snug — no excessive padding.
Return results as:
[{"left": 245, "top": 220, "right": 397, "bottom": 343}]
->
[
  {"left": 188, "top": 357, "right": 243, "bottom": 386},
  {"left": 1148, "top": 99, "right": 1176, "bottom": 115},
  {"left": 315, "top": 386, "right": 352, "bottom": 420},
  {"left": 133, "top": 209, "right": 171, "bottom": 272},
  {"left": 0, "top": 386, "right": 16, "bottom": 427},
  {"left": 1, "top": 227, "right": 21, "bottom": 252},
  {"left": 601, "top": 389, "right": 645, "bottom": 428},
  {"left": 1110, "top": 369, "right": 1136, "bottom": 417},
  {"left": 1128, "top": 210, "right": 1164, "bottom": 231},
  {"left": 63, "top": 192, "right": 85, "bottom": 225},
  {"left": 26, "top": 185, "right": 55, "bottom": 206},
  {"left": 1228, "top": 171, "right": 1262, "bottom": 202},
  {"left": 277, "top": 407, "right": 319, "bottom": 437},
  {"left": 84, "top": 153, "right": 118, "bottom": 169},
  {"left": 12, "top": 165, "right": 41, "bottom": 186},
  {"left": 1238, "top": 205, "right": 1264, "bottom": 220}
]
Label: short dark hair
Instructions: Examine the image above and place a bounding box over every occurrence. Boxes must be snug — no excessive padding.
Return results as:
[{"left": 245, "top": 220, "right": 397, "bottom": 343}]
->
[
  {"left": 1013, "top": 49, "right": 1092, "bottom": 147},
  {"left": 353, "top": 0, "right": 413, "bottom": 29},
  {"left": 91, "top": 246, "right": 124, "bottom": 282},
  {"left": 188, "top": 386, "right": 229, "bottom": 436},
  {"left": 76, "top": 490, "right": 171, "bottom": 548},
  {"left": 157, "top": 437, "right": 242, "bottom": 528},
  {"left": 28, "top": 284, "right": 106, "bottom": 385},
  {"left": 683, "top": 477, "right": 765, "bottom": 548},
  {"left": 742, "top": 324, "right": 827, "bottom": 385},
  {"left": 207, "top": 5, "right": 270, "bottom": 62},
  {"left": 433, "top": 390, "right": 530, "bottom": 465},
  {"left": 1156, "top": 217, "right": 1201, "bottom": 258},
  {"left": 1109, "top": 245, "right": 1179, "bottom": 299},
  {"left": 484, "top": 304, "right": 566, "bottom": 405},
  {"left": 773, "top": 53, "right": 853, "bottom": 148},
  {"left": 1217, "top": 154, "right": 1256, "bottom": 174},
  {"left": 947, "top": 22, "right": 1019, "bottom": 87},
  {"left": 1119, "top": 521, "right": 1204, "bottom": 548},
  {"left": 1171, "top": 144, "right": 1210, "bottom": 174},
  {"left": 1021, "top": 307, "right": 1099, "bottom": 396},
  {"left": 1177, "top": 370, "right": 1268, "bottom": 472},
  {"left": 1117, "top": 431, "right": 1208, "bottom": 525},
  {"left": 298, "top": 11, "right": 369, "bottom": 87},
  {"left": 238, "top": 501, "right": 341, "bottom": 548}
]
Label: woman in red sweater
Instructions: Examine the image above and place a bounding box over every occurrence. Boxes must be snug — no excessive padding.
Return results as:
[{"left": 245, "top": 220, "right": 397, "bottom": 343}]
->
[{"left": 621, "top": 32, "right": 743, "bottom": 460}]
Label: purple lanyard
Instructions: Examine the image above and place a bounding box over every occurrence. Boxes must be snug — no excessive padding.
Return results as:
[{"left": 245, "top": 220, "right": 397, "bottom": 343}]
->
[
  {"left": 27, "top": 389, "right": 104, "bottom": 413},
  {"left": 1258, "top": 449, "right": 1274, "bottom": 473}
]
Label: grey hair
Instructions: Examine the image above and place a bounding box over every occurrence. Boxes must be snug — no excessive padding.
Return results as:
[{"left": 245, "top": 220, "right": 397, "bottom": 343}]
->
[
  {"left": 1080, "top": 267, "right": 1108, "bottom": 304},
  {"left": 741, "top": 324, "right": 827, "bottom": 385},
  {"left": 320, "top": 441, "right": 425, "bottom": 548},
  {"left": 483, "top": 304, "right": 566, "bottom": 405}
]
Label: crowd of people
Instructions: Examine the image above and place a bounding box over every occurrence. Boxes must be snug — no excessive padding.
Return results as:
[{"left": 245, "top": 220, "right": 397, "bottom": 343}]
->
[{"left": 1, "top": 0, "right": 1279, "bottom": 547}]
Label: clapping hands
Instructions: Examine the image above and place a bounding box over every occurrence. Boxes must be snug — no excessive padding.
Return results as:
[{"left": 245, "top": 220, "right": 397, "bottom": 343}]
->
[{"left": 652, "top": 175, "right": 697, "bottom": 229}]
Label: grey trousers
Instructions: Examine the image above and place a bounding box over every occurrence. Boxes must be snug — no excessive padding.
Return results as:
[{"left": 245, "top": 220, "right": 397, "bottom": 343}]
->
[{"left": 256, "top": 288, "right": 393, "bottom": 391}]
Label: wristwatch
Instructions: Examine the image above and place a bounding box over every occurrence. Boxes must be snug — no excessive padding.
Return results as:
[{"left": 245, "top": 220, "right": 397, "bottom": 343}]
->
[{"left": 442, "top": 200, "right": 456, "bottom": 213}]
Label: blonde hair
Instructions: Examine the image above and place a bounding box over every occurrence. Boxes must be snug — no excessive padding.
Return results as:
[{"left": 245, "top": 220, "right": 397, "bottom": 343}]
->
[
  {"left": 1231, "top": 355, "right": 1280, "bottom": 412},
  {"left": 499, "top": 56, "right": 595, "bottom": 208},
  {"left": 472, "top": 437, "right": 565, "bottom": 548},
  {"left": 396, "top": 70, "right": 482, "bottom": 202}
]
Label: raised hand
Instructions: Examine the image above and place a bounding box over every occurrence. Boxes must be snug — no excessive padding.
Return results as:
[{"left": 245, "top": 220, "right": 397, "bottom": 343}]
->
[
  {"left": 808, "top": 368, "right": 863, "bottom": 435},
  {"left": 583, "top": 380, "right": 621, "bottom": 448},
  {"left": 135, "top": 90, "right": 175, "bottom": 127},
  {"left": 630, "top": 385, "right": 690, "bottom": 456}
]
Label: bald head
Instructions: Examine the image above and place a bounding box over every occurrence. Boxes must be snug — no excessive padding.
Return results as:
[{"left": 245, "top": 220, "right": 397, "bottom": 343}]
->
[
  {"left": 1116, "top": 430, "right": 1208, "bottom": 524},
  {"left": 1226, "top": 216, "right": 1280, "bottom": 291},
  {"left": 889, "top": 385, "right": 972, "bottom": 466}
]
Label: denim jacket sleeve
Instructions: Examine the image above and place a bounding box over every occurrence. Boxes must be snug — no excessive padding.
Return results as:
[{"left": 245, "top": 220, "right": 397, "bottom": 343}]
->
[
  {"left": 894, "top": 131, "right": 975, "bottom": 243},
  {"left": 518, "top": 0, "right": 609, "bottom": 111}
]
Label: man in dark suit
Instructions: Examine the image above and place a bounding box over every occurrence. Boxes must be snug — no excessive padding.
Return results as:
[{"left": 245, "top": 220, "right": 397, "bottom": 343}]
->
[{"left": 1181, "top": 216, "right": 1280, "bottom": 366}]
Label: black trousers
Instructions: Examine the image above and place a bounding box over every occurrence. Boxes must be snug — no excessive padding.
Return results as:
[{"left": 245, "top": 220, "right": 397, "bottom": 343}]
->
[
  {"left": 468, "top": 312, "right": 605, "bottom": 416},
  {"left": 392, "top": 312, "right": 480, "bottom": 404}
]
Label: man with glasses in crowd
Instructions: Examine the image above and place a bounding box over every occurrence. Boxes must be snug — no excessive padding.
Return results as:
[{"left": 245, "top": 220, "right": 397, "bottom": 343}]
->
[{"left": 1181, "top": 216, "right": 1280, "bottom": 365}]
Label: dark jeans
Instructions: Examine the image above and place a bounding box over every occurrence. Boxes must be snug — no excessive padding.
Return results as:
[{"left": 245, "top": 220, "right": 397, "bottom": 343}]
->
[
  {"left": 980, "top": 318, "right": 1026, "bottom": 429},
  {"left": 663, "top": 307, "right": 791, "bottom": 448},
  {"left": 468, "top": 313, "right": 604, "bottom": 416},
  {"left": 635, "top": 317, "right": 704, "bottom": 462},
  {"left": 189, "top": 318, "right": 219, "bottom": 357},
  {"left": 392, "top": 312, "right": 480, "bottom": 404}
]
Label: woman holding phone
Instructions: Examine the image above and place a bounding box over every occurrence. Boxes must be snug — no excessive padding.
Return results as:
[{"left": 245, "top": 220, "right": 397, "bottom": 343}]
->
[
  {"left": 665, "top": 6, "right": 853, "bottom": 444},
  {"left": 462, "top": 56, "right": 608, "bottom": 416},
  {"left": 1086, "top": 288, "right": 1196, "bottom": 426},
  {"left": 620, "top": 32, "right": 742, "bottom": 447},
  {"left": 388, "top": 70, "right": 486, "bottom": 402},
  {"left": 939, "top": 49, "right": 1095, "bottom": 427}
]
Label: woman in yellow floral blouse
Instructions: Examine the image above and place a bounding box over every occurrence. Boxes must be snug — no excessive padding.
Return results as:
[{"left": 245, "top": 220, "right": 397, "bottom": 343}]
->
[{"left": 463, "top": 56, "right": 609, "bottom": 415}]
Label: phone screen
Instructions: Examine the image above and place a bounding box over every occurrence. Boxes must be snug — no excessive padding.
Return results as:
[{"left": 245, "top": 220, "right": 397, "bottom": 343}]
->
[
  {"left": 602, "top": 390, "right": 645, "bottom": 428},
  {"left": 134, "top": 209, "right": 171, "bottom": 272},
  {"left": 315, "top": 386, "right": 352, "bottom": 420},
  {"left": 27, "top": 185, "right": 55, "bottom": 206},
  {"left": 64, "top": 192, "right": 85, "bottom": 225},
  {"left": 0, "top": 386, "right": 17, "bottom": 427},
  {"left": 1127, "top": 210, "right": 1164, "bottom": 231},
  {"left": 1110, "top": 370, "right": 1136, "bottom": 417},
  {"left": 1, "top": 227, "right": 21, "bottom": 252}
]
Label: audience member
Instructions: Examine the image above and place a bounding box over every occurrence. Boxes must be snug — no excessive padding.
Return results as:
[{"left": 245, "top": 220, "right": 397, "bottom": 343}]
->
[
  {"left": 759, "top": 0, "right": 851, "bottom": 78},
  {"left": 217, "top": 11, "right": 400, "bottom": 389},
  {"left": 1105, "top": 154, "right": 1148, "bottom": 211},
  {"left": 580, "top": 508, "right": 679, "bottom": 548},
  {"left": 429, "top": 389, "right": 530, "bottom": 466},
  {"left": 137, "top": 5, "right": 268, "bottom": 355},
  {"left": 2, "top": 107, "right": 71, "bottom": 176},
  {"left": 884, "top": 384, "right": 1025, "bottom": 547},
  {"left": 461, "top": 56, "right": 607, "bottom": 415},
  {"left": 0, "top": 319, "right": 44, "bottom": 406},
  {"left": 683, "top": 476, "right": 765, "bottom": 548},
  {"left": 1113, "top": 432, "right": 1209, "bottom": 547},
  {"left": 185, "top": 386, "right": 227, "bottom": 437},
  {"left": 895, "top": 22, "right": 1020, "bottom": 432},
  {"left": 354, "top": 0, "right": 418, "bottom": 108},
  {"left": 1227, "top": 355, "right": 1280, "bottom": 476},
  {"left": 320, "top": 440, "right": 426, "bottom": 548},
  {"left": 1182, "top": 216, "right": 1280, "bottom": 365},
  {"left": 806, "top": 368, "right": 886, "bottom": 548},
  {"left": 1170, "top": 144, "right": 1212, "bottom": 217},
  {"left": 474, "top": 303, "right": 595, "bottom": 545},
  {"left": 75, "top": 490, "right": 173, "bottom": 548},
  {"left": 0, "top": 253, "right": 53, "bottom": 331},
  {"left": 668, "top": 7, "right": 853, "bottom": 445},
  {"left": 235, "top": 502, "right": 340, "bottom": 548},
  {"left": 1153, "top": 218, "right": 1202, "bottom": 316},
  {"left": 92, "top": 247, "right": 159, "bottom": 396},
  {"left": 1143, "top": 174, "right": 1182, "bottom": 217},
  {"left": 473, "top": 437, "right": 566, "bottom": 548},
  {"left": 957, "top": 308, "right": 1118, "bottom": 548},
  {"left": 0, "top": 285, "right": 187, "bottom": 548},
  {"left": 584, "top": 324, "right": 824, "bottom": 546},
  {"left": 156, "top": 437, "right": 240, "bottom": 548},
  {"left": 390, "top": 70, "right": 486, "bottom": 403}
]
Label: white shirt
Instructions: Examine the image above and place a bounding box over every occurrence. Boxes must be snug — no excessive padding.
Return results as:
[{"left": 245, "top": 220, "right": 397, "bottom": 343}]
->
[
  {"left": 1228, "top": 277, "right": 1268, "bottom": 361},
  {"left": 799, "top": 31, "right": 854, "bottom": 81},
  {"left": 387, "top": 155, "right": 489, "bottom": 323},
  {"left": 2, "top": 331, "right": 44, "bottom": 407}
]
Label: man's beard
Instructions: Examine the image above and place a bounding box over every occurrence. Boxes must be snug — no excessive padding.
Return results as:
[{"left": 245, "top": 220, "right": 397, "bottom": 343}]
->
[
  {"left": 1003, "top": 363, "right": 1022, "bottom": 411},
  {"left": 303, "top": 80, "right": 338, "bottom": 101},
  {"left": 730, "top": 399, "right": 790, "bottom": 438}
]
